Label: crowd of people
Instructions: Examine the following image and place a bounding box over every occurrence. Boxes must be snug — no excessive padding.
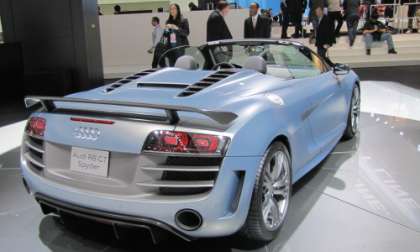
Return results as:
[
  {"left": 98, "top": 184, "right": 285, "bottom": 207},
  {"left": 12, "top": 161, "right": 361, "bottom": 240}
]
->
[
  {"left": 146, "top": 0, "right": 403, "bottom": 68},
  {"left": 280, "top": 0, "right": 399, "bottom": 60}
]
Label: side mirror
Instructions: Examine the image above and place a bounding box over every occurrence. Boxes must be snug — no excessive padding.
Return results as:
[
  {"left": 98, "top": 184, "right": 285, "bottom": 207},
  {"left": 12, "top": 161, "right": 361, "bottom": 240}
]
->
[{"left": 333, "top": 63, "right": 350, "bottom": 75}]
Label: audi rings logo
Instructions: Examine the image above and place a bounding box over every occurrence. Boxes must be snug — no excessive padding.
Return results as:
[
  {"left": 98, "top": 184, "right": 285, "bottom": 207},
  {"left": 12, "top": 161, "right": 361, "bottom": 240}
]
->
[{"left": 73, "top": 127, "right": 101, "bottom": 141}]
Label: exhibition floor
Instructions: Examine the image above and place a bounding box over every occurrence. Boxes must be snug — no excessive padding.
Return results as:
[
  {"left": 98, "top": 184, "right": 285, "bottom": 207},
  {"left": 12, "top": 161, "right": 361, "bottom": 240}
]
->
[{"left": 1, "top": 70, "right": 420, "bottom": 251}]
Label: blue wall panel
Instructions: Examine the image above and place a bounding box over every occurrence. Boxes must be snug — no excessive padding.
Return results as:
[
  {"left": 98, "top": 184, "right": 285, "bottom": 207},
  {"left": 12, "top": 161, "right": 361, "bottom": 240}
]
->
[{"left": 231, "top": 0, "right": 281, "bottom": 15}]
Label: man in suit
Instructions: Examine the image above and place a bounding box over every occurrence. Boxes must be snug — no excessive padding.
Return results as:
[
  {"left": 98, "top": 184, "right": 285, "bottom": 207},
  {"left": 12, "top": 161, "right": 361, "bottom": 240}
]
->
[
  {"left": 314, "top": 7, "right": 335, "bottom": 66},
  {"left": 206, "top": 1, "right": 233, "bottom": 42},
  {"left": 244, "top": 2, "right": 272, "bottom": 39}
]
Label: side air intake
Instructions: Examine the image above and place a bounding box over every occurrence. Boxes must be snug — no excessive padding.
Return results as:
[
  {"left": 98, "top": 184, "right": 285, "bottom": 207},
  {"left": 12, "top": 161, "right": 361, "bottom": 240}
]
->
[
  {"left": 178, "top": 70, "right": 236, "bottom": 97},
  {"left": 104, "top": 69, "right": 158, "bottom": 93}
]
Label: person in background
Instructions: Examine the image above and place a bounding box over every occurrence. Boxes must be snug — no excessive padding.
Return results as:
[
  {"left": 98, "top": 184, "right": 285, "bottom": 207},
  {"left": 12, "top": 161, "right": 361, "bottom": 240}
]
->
[
  {"left": 309, "top": 0, "right": 327, "bottom": 36},
  {"left": 280, "top": 0, "right": 291, "bottom": 39},
  {"left": 402, "top": 0, "right": 418, "bottom": 33},
  {"left": 150, "top": 17, "right": 164, "bottom": 68},
  {"left": 265, "top": 8, "right": 273, "bottom": 19},
  {"left": 244, "top": 2, "right": 272, "bottom": 39},
  {"left": 206, "top": 1, "right": 232, "bottom": 42},
  {"left": 327, "top": 0, "right": 343, "bottom": 37},
  {"left": 291, "top": 0, "right": 307, "bottom": 38},
  {"left": 343, "top": 0, "right": 361, "bottom": 46},
  {"left": 165, "top": 3, "right": 190, "bottom": 47},
  {"left": 362, "top": 11, "right": 397, "bottom": 55},
  {"left": 160, "top": 3, "right": 190, "bottom": 66},
  {"left": 314, "top": 6, "right": 335, "bottom": 66},
  {"left": 114, "top": 5, "right": 122, "bottom": 15},
  {"left": 149, "top": 17, "right": 164, "bottom": 67},
  {"left": 97, "top": 6, "right": 103, "bottom": 16},
  {"left": 281, "top": 0, "right": 307, "bottom": 39}
]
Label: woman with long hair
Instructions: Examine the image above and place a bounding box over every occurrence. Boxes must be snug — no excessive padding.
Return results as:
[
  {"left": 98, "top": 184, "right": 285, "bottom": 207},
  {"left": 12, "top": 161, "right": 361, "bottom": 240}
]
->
[
  {"left": 165, "top": 3, "right": 190, "bottom": 47},
  {"left": 155, "top": 3, "right": 190, "bottom": 66}
]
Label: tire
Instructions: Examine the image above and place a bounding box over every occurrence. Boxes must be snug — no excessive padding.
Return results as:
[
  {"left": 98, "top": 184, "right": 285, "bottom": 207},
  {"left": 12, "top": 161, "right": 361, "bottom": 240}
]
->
[
  {"left": 239, "top": 142, "right": 292, "bottom": 242},
  {"left": 342, "top": 85, "right": 361, "bottom": 140}
]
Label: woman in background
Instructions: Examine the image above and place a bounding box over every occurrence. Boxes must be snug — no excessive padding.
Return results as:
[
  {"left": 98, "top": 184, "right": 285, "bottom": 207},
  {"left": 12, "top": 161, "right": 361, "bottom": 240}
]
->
[
  {"left": 160, "top": 3, "right": 190, "bottom": 66},
  {"left": 166, "top": 3, "right": 190, "bottom": 46}
]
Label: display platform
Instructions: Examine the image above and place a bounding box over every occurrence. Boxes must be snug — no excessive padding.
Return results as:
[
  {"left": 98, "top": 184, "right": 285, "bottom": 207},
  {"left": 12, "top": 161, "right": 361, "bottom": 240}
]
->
[{"left": 1, "top": 80, "right": 420, "bottom": 252}]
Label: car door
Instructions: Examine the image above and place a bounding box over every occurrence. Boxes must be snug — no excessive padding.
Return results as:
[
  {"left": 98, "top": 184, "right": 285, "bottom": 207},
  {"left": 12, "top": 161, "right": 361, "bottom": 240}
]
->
[
  {"left": 304, "top": 53, "right": 348, "bottom": 152},
  {"left": 281, "top": 48, "right": 347, "bottom": 152},
  {"left": 267, "top": 45, "right": 320, "bottom": 170}
]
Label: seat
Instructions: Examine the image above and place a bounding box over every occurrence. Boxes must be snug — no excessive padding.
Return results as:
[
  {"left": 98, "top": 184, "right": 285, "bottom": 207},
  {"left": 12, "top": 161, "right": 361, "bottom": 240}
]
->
[
  {"left": 243, "top": 56, "right": 267, "bottom": 74},
  {"left": 174, "top": 55, "right": 199, "bottom": 70}
]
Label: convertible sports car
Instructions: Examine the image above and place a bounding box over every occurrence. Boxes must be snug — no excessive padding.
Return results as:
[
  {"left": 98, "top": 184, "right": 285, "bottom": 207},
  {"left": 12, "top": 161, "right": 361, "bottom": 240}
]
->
[{"left": 21, "top": 39, "right": 360, "bottom": 242}]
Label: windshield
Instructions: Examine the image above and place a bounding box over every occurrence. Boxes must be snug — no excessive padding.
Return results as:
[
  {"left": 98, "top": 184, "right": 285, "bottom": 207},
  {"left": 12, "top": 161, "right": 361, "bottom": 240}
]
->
[
  {"left": 210, "top": 43, "right": 327, "bottom": 79},
  {"left": 158, "top": 42, "right": 328, "bottom": 79}
]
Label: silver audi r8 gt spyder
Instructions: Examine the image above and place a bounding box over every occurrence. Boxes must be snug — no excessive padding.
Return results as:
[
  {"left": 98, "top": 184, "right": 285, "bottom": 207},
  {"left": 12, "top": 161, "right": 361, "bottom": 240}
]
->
[{"left": 21, "top": 39, "right": 360, "bottom": 242}]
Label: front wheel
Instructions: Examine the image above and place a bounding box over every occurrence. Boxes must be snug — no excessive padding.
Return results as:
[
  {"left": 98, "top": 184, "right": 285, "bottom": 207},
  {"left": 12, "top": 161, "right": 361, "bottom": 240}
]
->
[
  {"left": 239, "top": 142, "right": 292, "bottom": 242},
  {"left": 343, "top": 85, "right": 361, "bottom": 140}
]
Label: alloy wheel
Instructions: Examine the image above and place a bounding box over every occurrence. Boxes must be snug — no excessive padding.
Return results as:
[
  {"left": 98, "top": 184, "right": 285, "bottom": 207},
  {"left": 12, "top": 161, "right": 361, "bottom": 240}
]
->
[
  {"left": 351, "top": 87, "right": 361, "bottom": 134},
  {"left": 261, "top": 151, "right": 290, "bottom": 231}
]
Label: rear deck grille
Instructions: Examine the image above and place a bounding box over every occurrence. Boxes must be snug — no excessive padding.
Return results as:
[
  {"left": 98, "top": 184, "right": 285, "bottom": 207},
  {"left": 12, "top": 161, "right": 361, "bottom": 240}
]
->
[
  {"left": 138, "top": 156, "right": 223, "bottom": 195},
  {"left": 104, "top": 69, "right": 158, "bottom": 93},
  {"left": 23, "top": 135, "right": 45, "bottom": 171},
  {"left": 178, "top": 70, "right": 236, "bottom": 97}
]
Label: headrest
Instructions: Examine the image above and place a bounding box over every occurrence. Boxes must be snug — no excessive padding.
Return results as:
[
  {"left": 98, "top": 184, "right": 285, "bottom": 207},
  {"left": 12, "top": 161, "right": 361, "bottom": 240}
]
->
[
  {"left": 243, "top": 56, "right": 267, "bottom": 74},
  {"left": 174, "top": 55, "right": 199, "bottom": 70}
]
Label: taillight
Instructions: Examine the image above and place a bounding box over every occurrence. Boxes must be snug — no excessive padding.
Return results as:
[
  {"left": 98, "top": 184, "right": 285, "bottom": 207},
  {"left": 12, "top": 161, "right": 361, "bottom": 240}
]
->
[
  {"left": 143, "top": 131, "right": 230, "bottom": 155},
  {"left": 25, "top": 117, "right": 46, "bottom": 137}
]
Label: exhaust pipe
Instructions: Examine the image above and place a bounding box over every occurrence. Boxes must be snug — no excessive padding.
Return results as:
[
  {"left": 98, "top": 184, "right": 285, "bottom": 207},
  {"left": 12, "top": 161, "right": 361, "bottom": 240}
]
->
[{"left": 175, "top": 209, "right": 202, "bottom": 231}]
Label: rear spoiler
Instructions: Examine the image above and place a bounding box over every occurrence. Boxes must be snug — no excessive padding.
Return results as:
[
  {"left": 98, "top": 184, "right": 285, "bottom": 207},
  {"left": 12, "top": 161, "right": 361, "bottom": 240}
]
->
[{"left": 24, "top": 96, "right": 238, "bottom": 125}]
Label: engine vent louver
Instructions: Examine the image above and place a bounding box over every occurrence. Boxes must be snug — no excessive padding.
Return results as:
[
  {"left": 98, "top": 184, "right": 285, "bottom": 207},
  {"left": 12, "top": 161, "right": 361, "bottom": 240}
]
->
[
  {"left": 178, "top": 70, "right": 236, "bottom": 97},
  {"left": 104, "top": 69, "right": 158, "bottom": 93},
  {"left": 137, "top": 83, "right": 190, "bottom": 89}
]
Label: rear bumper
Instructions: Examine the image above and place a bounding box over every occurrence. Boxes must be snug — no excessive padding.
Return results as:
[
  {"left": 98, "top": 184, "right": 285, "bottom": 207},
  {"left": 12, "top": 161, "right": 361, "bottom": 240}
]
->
[
  {"left": 35, "top": 193, "right": 190, "bottom": 242},
  {"left": 21, "top": 155, "right": 262, "bottom": 238}
]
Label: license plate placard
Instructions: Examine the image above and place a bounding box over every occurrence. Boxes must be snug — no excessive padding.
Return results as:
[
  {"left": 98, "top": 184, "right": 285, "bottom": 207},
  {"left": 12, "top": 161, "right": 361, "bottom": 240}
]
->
[{"left": 70, "top": 147, "right": 109, "bottom": 177}]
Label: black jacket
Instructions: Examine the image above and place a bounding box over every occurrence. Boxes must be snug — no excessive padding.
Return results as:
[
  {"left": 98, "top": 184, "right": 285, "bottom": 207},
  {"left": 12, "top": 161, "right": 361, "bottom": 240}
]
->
[
  {"left": 315, "top": 15, "right": 336, "bottom": 47},
  {"left": 244, "top": 15, "right": 272, "bottom": 39},
  {"left": 166, "top": 17, "right": 190, "bottom": 46},
  {"left": 207, "top": 10, "right": 233, "bottom": 42},
  {"left": 284, "top": 0, "right": 308, "bottom": 13}
]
